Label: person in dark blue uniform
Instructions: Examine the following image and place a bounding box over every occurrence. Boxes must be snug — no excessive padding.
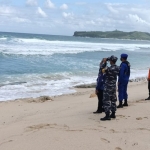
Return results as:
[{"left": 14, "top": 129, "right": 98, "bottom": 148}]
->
[
  {"left": 93, "top": 59, "right": 106, "bottom": 114},
  {"left": 117, "top": 54, "right": 130, "bottom": 108}
]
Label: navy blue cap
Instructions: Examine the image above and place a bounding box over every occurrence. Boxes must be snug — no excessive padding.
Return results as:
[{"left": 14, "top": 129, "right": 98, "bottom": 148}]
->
[{"left": 121, "top": 54, "right": 128, "bottom": 59}]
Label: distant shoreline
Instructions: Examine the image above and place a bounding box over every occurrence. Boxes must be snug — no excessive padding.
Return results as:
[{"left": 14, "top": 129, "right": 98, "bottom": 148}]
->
[{"left": 73, "top": 30, "right": 150, "bottom": 41}]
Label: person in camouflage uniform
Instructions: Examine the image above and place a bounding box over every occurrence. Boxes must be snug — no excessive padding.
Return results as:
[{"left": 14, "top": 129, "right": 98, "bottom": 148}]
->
[{"left": 100, "top": 55, "right": 120, "bottom": 121}]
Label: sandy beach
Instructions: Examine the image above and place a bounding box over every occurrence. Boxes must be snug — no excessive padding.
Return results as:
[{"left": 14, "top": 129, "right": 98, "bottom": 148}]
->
[{"left": 0, "top": 81, "right": 150, "bottom": 150}]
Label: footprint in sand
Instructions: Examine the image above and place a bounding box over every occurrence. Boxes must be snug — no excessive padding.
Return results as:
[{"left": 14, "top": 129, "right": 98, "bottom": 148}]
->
[
  {"left": 98, "top": 125, "right": 107, "bottom": 129},
  {"left": 63, "top": 124, "right": 82, "bottom": 132},
  {"left": 116, "top": 115, "right": 126, "bottom": 118},
  {"left": 64, "top": 124, "right": 69, "bottom": 129},
  {"left": 67, "top": 129, "right": 83, "bottom": 132},
  {"left": 136, "top": 100, "right": 146, "bottom": 103},
  {"left": 115, "top": 147, "right": 122, "bottom": 150},
  {"left": 101, "top": 138, "right": 110, "bottom": 143},
  {"left": 110, "top": 129, "right": 117, "bottom": 133},
  {"left": 26, "top": 123, "right": 57, "bottom": 131},
  {"left": 132, "top": 142, "right": 138, "bottom": 146},
  {"left": 26, "top": 123, "right": 83, "bottom": 132},
  {"left": 0, "top": 140, "right": 13, "bottom": 146},
  {"left": 138, "top": 128, "right": 150, "bottom": 131},
  {"left": 136, "top": 117, "right": 142, "bottom": 120}
]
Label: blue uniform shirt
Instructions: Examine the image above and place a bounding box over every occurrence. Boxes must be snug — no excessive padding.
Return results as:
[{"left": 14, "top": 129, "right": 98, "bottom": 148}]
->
[
  {"left": 96, "top": 62, "right": 107, "bottom": 91},
  {"left": 118, "top": 61, "right": 130, "bottom": 84},
  {"left": 96, "top": 72, "right": 105, "bottom": 91}
]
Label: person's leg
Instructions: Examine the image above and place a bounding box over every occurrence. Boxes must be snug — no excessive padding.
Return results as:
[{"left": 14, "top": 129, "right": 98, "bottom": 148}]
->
[
  {"left": 93, "top": 90, "right": 103, "bottom": 113},
  {"left": 98, "top": 90, "right": 103, "bottom": 111},
  {"left": 145, "top": 81, "right": 150, "bottom": 100},
  {"left": 117, "top": 84, "right": 124, "bottom": 108},
  {"left": 148, "top": 81, "right": 150, "bottom": 96},
  {"left": 110, "top": 90, "right": 117, "bottom": 118},
  {"left": 123, "top": 83, "right": 128, "bottom": 106},
  {"left": 100, "top": 88, "right": 111, "bottom": 121}
]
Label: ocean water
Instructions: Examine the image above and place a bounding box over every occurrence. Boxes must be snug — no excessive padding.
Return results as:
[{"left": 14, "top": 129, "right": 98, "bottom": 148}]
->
[{"left": 0, "top": 32, "right": 150, "bottom": 101}]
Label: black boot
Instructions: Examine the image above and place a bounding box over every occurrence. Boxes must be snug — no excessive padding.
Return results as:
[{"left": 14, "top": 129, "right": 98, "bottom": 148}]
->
[
  {"left": 117, "top": 101, "right": 123, "bottom": 108},
  {"left": 123, "top": 99, "right": 128, "bottom": 106},
  {"left": 110, "top": 112, "right": 116, "bottom": 118},
  {"left": 93, "top": 107, "right": 103, "bottom": 113},
  {"left": 145, "top": 96, "right": 150, "bottom": 100},
  {"left": 102, "top": 108, "right": 105, "bottom": 112},
  {"left": 93, "top": 110, "right": 102, "bottom": 114},
  {"left": 100, "top": 113, "right": 111, "bottom": 121}
]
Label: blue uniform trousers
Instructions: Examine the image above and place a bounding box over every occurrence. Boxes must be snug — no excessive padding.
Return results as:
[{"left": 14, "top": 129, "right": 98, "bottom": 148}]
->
[
  {"left": 96, "top": 90, "right": 103, "bottom": 111},
  {"left": 118, "top": 83, "right": 128, "bottom": 101}
]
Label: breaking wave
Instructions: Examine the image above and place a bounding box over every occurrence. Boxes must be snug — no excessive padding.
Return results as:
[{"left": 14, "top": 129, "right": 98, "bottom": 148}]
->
[{"left": 1, "top": 36, "right": 150, "bottom": 56}]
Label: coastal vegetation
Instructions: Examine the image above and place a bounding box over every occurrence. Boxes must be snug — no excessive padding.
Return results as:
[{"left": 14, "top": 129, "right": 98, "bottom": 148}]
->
[{"left": 73, "top": 30, "right": 150, "bottom": 40}]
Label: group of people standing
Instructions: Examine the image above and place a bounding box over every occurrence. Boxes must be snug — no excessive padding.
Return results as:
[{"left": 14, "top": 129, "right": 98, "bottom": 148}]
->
[
  {"left": 94, "top": 54, "right": 130, "bottom": 121},
  {"left": 94, "top": 53, "right": 150, "bottom": 121}
]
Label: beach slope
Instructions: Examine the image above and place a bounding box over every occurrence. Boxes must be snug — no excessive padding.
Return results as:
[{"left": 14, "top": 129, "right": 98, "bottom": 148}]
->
[{"left": 0, "top": 81, "right": 150, "bottom": 150}]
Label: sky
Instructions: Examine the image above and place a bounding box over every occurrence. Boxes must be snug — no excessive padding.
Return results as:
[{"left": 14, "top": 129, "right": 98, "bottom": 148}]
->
[{"left": 0, "top": 0, "right": 150, "bottom": 35}]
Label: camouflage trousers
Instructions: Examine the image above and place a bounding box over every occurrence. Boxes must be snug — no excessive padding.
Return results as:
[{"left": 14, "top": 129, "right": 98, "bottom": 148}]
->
[{"left": 103, "top": 86, "right": 117, "bottom": 114}]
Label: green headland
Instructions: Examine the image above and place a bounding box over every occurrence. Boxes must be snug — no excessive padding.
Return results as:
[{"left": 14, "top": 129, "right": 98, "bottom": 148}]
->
[{"left": 73, "top": 30, "right": 150, "bottom": 40}]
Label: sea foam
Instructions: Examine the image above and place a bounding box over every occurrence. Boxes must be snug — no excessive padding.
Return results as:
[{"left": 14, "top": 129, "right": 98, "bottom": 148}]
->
[{"left": 1, "top": 37, "right": 150, "bottom": 55}]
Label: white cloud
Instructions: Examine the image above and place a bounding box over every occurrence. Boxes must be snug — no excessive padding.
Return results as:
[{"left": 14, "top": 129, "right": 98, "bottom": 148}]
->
[
  {"left": 105, "top": 3, "right": 119, "bottom": 14},
  {"left": 45, "top": 0, "right": 55, "bottom": 9},
  {"left": 60, "top": 4, "right": 68, "bottom": 10},
  {"left": 62, "top": 12, "right": 74, "bottom": 19},
  {"left": 26, "top": 0, "right": 37, "bottom": 6},
  {"left": 12, "top": 17, "right": 30, "bottom": 23},
  {"left": 128, "top": 14, "right": 150, "bottom": 25},
  {"left": 37, "top": 7, "right": 47, "bottom": 18},
  {"left": 0, "top": 5, "right": 16, "bottom": 16},
  {"left": 86, "top": 20, "right": 96, "bottom": 25},
  {"left": 0, "top": 5, "right": 32, "bottom": 25}
]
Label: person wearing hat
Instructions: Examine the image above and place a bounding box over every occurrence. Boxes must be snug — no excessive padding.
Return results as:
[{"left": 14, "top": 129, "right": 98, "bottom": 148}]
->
[
  {"left": 117, "top": 54, "right": 130, "bottom": 108},
  {"left": 100, "top": 55, "right": 120, "bottom": 121},
  {"left": 145, "top": 68, "right": 150, "bottom": 100}
]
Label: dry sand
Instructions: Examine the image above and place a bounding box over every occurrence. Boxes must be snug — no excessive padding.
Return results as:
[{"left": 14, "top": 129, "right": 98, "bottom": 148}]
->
[{"left": 0, "top": 81, "right": 150, "bottom": 150}]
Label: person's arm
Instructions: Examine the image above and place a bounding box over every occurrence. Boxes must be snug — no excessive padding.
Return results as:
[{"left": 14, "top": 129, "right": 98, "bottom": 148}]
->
[
  {"left": 118, "top": 63, "right": 125, "bottom": 84},
  {"left": 148, "top": 69, "right": 150, "bottom": 81},
  {"left": 96, "top": 74, "right": 103, "bottom": 88},
  {"left": 96, "top": 59, "right": 106, "bottom": 93},
  {"left": 96, "top": 76, "right": 99, "bottom": 91},
  {"left": 101, "top": 62, "right": 107, "bottom": 70},
  {"left": 101, "top": 58, "right": 108, "bottom": 73}
]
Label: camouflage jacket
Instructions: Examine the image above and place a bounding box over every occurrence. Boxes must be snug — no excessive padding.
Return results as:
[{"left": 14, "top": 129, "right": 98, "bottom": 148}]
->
[{"left": 102, "top": 64, "right": 120, "bottom": 87}]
